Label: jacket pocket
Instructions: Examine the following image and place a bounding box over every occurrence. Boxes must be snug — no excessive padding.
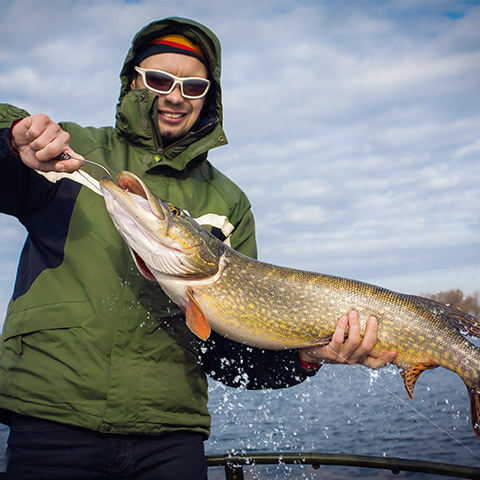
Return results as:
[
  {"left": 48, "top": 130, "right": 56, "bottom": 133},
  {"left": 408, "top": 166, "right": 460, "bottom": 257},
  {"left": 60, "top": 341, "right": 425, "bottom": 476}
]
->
[
  {"left": 1, "top": 301, "right": 86, "bottom": 355},
  {"left": 0, "top": 302, "right": 94, "bottom": 415}
]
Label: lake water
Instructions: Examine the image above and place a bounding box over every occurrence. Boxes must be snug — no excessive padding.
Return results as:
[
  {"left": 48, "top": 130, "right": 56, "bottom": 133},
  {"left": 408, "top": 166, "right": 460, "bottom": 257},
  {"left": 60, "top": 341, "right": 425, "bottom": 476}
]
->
[
  {"left": 0, "top": 359, "right": 479, "bottom": 478},
  {"left": 206, "top": 360, "right": 480, "bottom": 479}
]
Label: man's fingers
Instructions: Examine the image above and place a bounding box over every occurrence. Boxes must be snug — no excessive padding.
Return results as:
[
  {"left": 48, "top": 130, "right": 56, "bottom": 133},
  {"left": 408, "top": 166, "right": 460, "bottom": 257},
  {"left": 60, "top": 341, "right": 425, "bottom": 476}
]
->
[
  {"left": 335, "top": 313, "right": 383, "bottom": 365},
  {"left": 12, "top": 114, "right": 71, "bottom": 162},
  {"left": 20, "top": 113, "right": 53, "bottom": 145},
  {"left": 10, "top": 117, "right": 32, "bottom": 150},
  {"left": 357, "top": 316, "right": 378, "bottom": 353},
  {"left": 32, "top": 128, "right": 71, "bottom": 161},
  {"left": 331, "top": 315, "right": 348, "bottom": 345},
  {"left": 342, "top": 316, "right": 379, "bottom": 364},
  {"left": 345, "top": 310, "right": 361, "bottom": 344},
  {"left": 55, "top": 157, "right": 85, "bottom": 173},
  {"left": 365, "top": 351, "right": 397, "bottom": 370},
  {"left": 11, "top": 115, "right": 84, "bottom": 174},
  {"left": 300, "top": 311, "right": 397, "bottom": 369},
  {"left": 24, "top": 117, "right": 47, "bottom": 143}
]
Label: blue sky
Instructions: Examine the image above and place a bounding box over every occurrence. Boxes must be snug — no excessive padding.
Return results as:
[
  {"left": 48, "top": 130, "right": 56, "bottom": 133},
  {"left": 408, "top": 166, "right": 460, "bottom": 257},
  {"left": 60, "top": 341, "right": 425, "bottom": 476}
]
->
[{"left": 0, "top": 0, "right": 479, "bottom": 324}]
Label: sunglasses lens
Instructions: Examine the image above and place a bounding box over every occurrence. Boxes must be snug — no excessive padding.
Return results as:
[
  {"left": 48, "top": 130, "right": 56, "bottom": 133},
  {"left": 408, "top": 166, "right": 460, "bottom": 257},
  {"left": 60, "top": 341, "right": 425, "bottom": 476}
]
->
[
  {"left": 144, "top": 71, "right": 174, "bottom": 93},
  {"left": 183, "top": 79, "right": 209, "bottom": 98}
]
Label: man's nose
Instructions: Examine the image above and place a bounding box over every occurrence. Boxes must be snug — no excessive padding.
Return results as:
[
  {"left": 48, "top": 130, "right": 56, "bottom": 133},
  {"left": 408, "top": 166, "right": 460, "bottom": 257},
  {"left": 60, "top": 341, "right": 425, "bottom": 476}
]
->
[{"left": 164, "top": 84, "right": 183, "bottom": 103}]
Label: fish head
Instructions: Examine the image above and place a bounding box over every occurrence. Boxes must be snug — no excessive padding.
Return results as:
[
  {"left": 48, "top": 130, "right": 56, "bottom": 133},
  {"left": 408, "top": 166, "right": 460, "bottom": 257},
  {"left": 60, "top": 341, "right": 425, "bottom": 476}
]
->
[{"left": 100, "top": 171, "right": 223, "bottom": 283}]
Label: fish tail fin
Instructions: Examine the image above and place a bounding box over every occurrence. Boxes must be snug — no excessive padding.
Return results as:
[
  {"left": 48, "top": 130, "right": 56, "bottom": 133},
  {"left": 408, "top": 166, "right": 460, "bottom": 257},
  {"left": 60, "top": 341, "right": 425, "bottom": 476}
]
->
[{"left": 465, "top": 383, "right": 480, "bottom": 439}]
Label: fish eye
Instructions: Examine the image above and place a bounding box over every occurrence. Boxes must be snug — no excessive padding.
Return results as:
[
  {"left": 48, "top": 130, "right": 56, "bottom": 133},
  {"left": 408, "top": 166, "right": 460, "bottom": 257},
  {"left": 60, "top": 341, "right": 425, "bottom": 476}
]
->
[
  {"left": 169, "top": 206, "right": 181, "bottom": 216},
  {"left": 164, "top": 201, "right": 185, "bottom": 216}
]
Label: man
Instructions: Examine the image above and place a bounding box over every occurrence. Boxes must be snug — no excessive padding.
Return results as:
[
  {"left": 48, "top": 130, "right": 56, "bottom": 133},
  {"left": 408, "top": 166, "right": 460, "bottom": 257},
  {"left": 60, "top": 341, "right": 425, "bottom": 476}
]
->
[{"left": 0, "top": 17, "right": 395, "bottom": 479}]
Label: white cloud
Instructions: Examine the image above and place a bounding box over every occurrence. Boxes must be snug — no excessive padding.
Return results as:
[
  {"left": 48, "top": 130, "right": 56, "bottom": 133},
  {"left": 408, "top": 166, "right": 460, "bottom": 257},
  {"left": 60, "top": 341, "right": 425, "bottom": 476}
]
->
[{"left": 454, "top": 138, "right": 480, "bottom": 159}]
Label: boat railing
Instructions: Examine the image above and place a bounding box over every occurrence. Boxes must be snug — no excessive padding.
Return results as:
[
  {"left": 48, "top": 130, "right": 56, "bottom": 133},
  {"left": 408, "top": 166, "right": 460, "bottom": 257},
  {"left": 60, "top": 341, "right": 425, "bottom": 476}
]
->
[
  {"left": 206, "top": 451, "right": 480, "bottom": 480},
  {"left": 0, "top": 451, "right": 478, "bottom": 478}
]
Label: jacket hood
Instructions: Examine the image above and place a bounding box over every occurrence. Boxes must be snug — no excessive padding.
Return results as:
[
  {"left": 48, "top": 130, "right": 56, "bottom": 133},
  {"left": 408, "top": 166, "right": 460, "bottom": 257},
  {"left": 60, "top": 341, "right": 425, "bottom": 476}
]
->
[{"left": 115, "top": 17, "right": 227, "bottom": 171}]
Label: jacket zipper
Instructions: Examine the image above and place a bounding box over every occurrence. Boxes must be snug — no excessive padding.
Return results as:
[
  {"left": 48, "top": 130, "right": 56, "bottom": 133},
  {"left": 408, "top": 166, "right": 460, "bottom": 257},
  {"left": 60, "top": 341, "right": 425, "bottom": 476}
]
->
[{"left": 155, "top": 122, "right": 216, "bottom": 158}]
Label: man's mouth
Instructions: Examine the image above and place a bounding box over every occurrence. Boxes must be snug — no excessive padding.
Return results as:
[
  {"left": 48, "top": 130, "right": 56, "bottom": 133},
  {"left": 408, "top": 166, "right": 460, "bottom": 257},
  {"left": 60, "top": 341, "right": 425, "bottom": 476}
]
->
[{"left": 160, "top": 111, "right": 185, "bottom": 120}]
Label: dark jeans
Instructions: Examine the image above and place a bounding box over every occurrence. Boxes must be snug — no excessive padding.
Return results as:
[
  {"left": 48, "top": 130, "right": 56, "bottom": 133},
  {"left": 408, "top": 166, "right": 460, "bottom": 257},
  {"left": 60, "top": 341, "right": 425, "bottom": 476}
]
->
[{"left": 6, "top": 413, "right": 207, "bottom": 480}]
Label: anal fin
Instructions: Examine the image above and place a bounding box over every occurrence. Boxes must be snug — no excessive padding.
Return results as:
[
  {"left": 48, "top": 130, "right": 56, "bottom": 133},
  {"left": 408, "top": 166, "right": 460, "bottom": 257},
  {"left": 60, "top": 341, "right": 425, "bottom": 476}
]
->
[
  {"left": 400, "top": 362, "right": 438, "bottom": 399},
  {"left": 185, "top": 288, "right": 211, "bottom": 341}
]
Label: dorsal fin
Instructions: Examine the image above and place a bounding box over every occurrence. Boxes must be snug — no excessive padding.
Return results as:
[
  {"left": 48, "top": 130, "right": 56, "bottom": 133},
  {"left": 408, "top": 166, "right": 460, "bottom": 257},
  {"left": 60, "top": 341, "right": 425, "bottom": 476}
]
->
[{"left": 415, "top": 295, "right": 480, "bottom": 337}]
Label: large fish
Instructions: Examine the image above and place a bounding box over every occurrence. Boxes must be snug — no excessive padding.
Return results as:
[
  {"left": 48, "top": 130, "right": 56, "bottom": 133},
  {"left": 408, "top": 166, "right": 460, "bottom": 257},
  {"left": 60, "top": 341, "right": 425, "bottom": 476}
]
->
[{"left": 100, "top": 171, "right": 480, "bottom": 439}]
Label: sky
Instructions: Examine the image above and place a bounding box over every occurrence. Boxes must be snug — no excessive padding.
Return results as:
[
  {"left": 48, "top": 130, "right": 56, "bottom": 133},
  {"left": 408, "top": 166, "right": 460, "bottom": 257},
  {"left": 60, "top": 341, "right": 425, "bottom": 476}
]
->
[{"left": 0, "top": 0, "right": 479, "bottom": 324}]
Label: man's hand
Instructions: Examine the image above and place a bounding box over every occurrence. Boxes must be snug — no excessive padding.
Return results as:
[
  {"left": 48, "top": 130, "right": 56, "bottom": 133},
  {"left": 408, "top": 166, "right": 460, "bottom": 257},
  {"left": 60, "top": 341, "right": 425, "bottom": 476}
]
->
[
  {"left": 11, "top": 114, "right": 84, "bottom": 173},
  {"left": 300, "top": 310, "right": 397, "bottom": 369}
]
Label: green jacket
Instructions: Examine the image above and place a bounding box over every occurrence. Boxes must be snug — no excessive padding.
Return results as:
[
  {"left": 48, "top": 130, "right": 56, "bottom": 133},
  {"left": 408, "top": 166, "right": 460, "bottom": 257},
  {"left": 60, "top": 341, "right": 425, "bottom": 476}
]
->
[{"left": 0, "top": 17, "right": 312, "bottom": 437}]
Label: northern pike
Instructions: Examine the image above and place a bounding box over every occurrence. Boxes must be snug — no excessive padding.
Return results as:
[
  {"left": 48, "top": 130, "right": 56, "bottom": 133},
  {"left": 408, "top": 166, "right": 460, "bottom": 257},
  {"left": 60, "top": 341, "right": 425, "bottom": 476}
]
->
[{"left": 100, "top": 171, "right": 480, "bottom": 439}]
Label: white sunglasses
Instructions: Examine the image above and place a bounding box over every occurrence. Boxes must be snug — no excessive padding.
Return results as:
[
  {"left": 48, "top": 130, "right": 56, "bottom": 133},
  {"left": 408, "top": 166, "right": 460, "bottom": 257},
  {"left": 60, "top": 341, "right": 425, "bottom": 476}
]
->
[{"left": 134, "top": 66, "right": 211, "bottom": 99}]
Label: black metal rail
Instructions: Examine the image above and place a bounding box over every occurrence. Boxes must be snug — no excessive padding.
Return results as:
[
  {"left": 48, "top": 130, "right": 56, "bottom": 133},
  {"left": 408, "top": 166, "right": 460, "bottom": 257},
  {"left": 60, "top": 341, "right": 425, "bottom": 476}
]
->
[
  {"left": 206, "top": 452, "right": 480, "bottom": 480},
  {"left": 0, "top": 452, "right": 477, "bottom": 478}
]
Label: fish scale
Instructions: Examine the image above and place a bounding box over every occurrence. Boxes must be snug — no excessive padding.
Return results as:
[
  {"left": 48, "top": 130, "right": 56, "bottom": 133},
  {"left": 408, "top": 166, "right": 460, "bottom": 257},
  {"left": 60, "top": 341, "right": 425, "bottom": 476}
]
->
[
  {"left": 196, "top": 253, "right": 469, "bottom": 364},
  {"left": 100, "top": 171, "right": 480, "bottom": 439}
]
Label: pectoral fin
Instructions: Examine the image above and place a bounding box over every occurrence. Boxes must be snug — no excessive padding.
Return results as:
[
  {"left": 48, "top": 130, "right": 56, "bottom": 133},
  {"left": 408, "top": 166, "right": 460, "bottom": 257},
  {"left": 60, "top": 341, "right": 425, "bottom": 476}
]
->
[
  {"left": 400, "top": 362, "right": 437, "bottom": 399},
  {"left": 185, "top": 288, "right": 211, "bottom": 341}
]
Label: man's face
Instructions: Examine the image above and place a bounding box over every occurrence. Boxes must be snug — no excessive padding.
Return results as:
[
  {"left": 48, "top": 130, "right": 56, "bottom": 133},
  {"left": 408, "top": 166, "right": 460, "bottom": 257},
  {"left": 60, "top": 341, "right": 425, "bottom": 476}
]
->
[{"left": 132, "top": 53, "right": 208, "bottom": 145}]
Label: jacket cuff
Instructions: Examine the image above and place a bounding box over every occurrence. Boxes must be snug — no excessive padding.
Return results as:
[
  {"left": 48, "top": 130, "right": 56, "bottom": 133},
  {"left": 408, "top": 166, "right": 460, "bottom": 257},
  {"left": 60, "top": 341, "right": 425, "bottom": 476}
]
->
[
  {"left": 0, "top": 127, "right": 19, "bottom": 159},
  {"left": 297, "top": 350, "right": 322, "bottom": 376},
  {"left": 8, "top": 120, "right": 22, "bottom": 156}
]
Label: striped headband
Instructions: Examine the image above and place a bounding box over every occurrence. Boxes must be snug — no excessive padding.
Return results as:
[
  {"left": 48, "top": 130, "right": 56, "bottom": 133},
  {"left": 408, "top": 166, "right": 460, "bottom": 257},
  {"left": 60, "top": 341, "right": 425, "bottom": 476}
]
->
[{"left": 135, "top": 34, "right": 208, "bottom": 66}]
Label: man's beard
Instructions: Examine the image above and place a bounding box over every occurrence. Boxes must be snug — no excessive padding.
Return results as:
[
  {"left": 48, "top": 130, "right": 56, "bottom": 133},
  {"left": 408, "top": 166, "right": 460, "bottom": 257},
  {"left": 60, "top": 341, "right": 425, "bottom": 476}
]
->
[{"left": 160, "top": 128, "right": 186, "bottom": 146}]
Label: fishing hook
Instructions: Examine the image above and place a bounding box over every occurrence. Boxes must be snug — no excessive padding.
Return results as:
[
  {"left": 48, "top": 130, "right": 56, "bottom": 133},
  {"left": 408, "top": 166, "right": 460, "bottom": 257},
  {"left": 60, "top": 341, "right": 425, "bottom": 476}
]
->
[{"left": 58, "top": 152, "right": 114, "bottom": 181}]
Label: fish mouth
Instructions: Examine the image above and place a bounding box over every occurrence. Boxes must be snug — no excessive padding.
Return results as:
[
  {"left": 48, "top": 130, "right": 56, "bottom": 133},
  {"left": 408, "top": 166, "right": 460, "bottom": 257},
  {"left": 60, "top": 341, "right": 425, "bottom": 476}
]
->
[
  {"left": 100, "top": 171, "right": 206, "bottom": 282},
  {"left": 116, "top": 171, "right": 149, "bottom": 198},
  {"left": 116, "top": 171, "right": 167, "bottom": 221},
  {"left": 100, "top": 172, "right": 166, "bottom": 281}
]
